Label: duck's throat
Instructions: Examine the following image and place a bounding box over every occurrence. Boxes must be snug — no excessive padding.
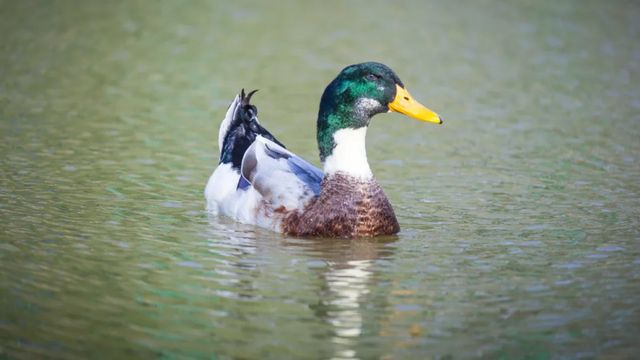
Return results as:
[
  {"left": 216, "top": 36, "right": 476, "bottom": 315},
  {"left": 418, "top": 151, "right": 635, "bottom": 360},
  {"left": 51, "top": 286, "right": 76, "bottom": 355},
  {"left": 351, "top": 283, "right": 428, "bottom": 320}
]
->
[{"left": 322, "top": 127, "right": 373, "bottom": 179}]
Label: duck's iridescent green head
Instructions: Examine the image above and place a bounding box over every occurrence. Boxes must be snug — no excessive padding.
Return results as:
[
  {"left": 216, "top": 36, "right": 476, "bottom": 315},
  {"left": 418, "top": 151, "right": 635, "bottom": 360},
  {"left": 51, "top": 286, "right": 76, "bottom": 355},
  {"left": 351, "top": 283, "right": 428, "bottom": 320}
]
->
[{"left": 317, "top": 62, "right": 442, "bottom": 162}]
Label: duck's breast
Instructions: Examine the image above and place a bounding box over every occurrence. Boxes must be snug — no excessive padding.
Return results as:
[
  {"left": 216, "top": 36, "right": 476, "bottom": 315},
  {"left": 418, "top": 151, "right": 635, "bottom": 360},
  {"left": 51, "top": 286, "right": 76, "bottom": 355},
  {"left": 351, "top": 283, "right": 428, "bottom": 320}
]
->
[{"left": 282, "top": 173, "right": 400, "bottom": 237}]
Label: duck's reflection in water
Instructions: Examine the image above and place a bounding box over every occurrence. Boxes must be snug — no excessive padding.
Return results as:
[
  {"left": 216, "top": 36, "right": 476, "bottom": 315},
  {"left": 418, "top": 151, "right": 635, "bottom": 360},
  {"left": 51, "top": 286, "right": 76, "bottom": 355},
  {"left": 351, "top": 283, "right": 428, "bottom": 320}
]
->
[
  {"left": 286, "top": 237, "right": 398, "bottom": 360},
  {"left": 206, "top": 216, "right": 397, "bottom": 359}
]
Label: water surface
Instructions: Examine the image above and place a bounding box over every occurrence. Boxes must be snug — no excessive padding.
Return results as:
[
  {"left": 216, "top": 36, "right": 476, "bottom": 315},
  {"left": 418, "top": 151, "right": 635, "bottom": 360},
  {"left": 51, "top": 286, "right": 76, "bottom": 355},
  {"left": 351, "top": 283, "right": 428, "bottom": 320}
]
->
[{"left": 1, "top": 0, "right": 639, "bottom": 359}]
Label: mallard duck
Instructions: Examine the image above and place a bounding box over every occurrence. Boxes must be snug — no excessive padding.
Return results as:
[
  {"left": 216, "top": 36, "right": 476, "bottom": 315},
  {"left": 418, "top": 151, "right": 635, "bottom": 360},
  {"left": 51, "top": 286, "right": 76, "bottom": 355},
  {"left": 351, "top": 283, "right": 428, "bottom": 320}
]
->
[{"left": 205, "top": 62, "right": 442, "bottom": 238}]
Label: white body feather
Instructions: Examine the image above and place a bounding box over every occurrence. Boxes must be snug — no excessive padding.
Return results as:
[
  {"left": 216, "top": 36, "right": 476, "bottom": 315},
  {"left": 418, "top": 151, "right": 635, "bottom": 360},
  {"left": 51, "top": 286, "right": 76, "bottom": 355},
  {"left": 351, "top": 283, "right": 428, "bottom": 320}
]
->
[{"left": 218, "top": 95, "right": 240, "bottom": 152}]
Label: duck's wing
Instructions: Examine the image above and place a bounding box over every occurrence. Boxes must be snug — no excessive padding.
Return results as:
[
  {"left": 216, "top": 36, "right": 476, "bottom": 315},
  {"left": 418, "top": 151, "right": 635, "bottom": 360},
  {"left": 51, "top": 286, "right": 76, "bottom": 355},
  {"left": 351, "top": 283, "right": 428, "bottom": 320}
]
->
[{"left": 241, "top": 136, "right": 324, "bottom": 211}]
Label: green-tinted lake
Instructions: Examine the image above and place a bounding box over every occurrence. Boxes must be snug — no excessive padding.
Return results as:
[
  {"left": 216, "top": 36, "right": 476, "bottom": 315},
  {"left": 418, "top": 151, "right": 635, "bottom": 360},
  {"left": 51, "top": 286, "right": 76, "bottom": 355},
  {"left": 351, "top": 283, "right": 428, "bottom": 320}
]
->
[{"left": 1, "top": 0, "right": 639, "bottom": 358}]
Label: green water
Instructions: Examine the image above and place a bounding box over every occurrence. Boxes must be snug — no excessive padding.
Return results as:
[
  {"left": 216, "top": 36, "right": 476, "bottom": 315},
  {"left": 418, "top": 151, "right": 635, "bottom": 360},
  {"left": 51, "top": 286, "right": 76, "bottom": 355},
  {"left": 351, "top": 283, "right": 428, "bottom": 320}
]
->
[{"left": 1, "top": 0, "right": 639, "bottom": 359}]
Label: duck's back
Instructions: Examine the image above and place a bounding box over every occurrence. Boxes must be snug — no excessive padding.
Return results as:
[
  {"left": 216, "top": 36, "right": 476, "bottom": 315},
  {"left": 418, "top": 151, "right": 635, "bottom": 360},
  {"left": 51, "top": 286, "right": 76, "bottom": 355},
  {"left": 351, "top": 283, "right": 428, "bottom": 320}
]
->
[{"left": 281, "top": 173, "right": 400, "bottom": 238}]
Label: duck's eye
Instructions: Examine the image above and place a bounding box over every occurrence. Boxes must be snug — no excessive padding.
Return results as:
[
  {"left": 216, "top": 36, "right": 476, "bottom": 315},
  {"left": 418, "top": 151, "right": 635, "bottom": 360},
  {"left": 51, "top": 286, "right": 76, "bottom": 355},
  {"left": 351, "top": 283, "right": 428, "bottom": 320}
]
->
[{"left": 366, "top": 73, "right": 378, "bottom": 81}]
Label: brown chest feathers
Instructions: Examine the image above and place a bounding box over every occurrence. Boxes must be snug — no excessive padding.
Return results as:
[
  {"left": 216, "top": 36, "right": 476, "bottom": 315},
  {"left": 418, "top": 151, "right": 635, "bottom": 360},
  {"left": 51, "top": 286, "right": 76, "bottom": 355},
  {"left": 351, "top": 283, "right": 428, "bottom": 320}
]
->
[{"left": 281, "top": 173, "right": 400, "bottom": 238}]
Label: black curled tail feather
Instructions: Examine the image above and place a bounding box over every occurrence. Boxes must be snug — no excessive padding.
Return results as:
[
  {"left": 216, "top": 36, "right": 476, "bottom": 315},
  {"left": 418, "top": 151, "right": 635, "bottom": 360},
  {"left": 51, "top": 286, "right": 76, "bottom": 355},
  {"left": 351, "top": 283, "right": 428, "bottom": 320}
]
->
[
  {"left": 238, "top": 89, "right": 259, "bottom": 121},
  {"left": 219, "top": 89, "right": 286, "bottom": 169}
]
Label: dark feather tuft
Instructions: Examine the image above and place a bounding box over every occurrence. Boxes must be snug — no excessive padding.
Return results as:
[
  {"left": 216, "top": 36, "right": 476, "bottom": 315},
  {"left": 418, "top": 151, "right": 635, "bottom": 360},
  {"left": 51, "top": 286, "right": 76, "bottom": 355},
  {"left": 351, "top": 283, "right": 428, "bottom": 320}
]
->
[
  {"left": 219, "top": 89, "right": 286, "bottom": 170},
  {"left": 243, "top": 89, "right": 259, "bottom": 105}
]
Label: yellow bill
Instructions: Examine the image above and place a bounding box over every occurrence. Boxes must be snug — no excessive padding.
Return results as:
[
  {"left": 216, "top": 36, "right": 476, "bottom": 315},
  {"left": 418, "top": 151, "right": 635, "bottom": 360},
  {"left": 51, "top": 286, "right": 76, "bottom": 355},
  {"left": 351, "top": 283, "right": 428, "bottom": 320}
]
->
[{"left": 388, "top": 84, "right": 442, "bottom": 124}]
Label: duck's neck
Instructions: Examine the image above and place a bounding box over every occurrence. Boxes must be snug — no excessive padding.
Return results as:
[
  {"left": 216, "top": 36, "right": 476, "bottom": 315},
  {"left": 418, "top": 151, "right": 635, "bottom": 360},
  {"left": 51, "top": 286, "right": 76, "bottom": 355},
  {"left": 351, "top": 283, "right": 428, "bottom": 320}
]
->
[
  {"left": 321, "top": 127, "right": 373, "bottom": 180},
  {"left": 317, "top": 88, "right": 379, "bottom": 180}
]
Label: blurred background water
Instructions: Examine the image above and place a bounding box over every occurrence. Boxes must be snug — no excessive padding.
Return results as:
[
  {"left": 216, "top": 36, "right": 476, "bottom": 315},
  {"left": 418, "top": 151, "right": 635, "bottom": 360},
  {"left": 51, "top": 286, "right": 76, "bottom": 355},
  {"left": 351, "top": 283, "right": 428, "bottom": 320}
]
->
[{"left": 1, "top": 0, "right": 639, "bottom": 359}]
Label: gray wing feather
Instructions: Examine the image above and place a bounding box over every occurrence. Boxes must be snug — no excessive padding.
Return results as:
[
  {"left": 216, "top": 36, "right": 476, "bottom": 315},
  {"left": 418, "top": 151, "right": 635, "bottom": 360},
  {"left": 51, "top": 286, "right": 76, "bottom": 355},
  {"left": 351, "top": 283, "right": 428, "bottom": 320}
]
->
[
  {"left": 261, "top": 142, "right": 323, "bottom": 195},
  {"left": 241, "top": 137, "right": 324, "bottom": 206},
  {"left": 286, "top": 156, "right": 323, "bottom": 196}
]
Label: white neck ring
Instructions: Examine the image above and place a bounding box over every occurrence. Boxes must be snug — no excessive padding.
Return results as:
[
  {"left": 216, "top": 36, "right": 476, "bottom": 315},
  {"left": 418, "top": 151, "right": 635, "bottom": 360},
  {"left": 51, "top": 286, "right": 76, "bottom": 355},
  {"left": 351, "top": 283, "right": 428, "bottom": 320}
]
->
[{"left": 322, "top": 127, "right": 372, "bottom": 180}]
